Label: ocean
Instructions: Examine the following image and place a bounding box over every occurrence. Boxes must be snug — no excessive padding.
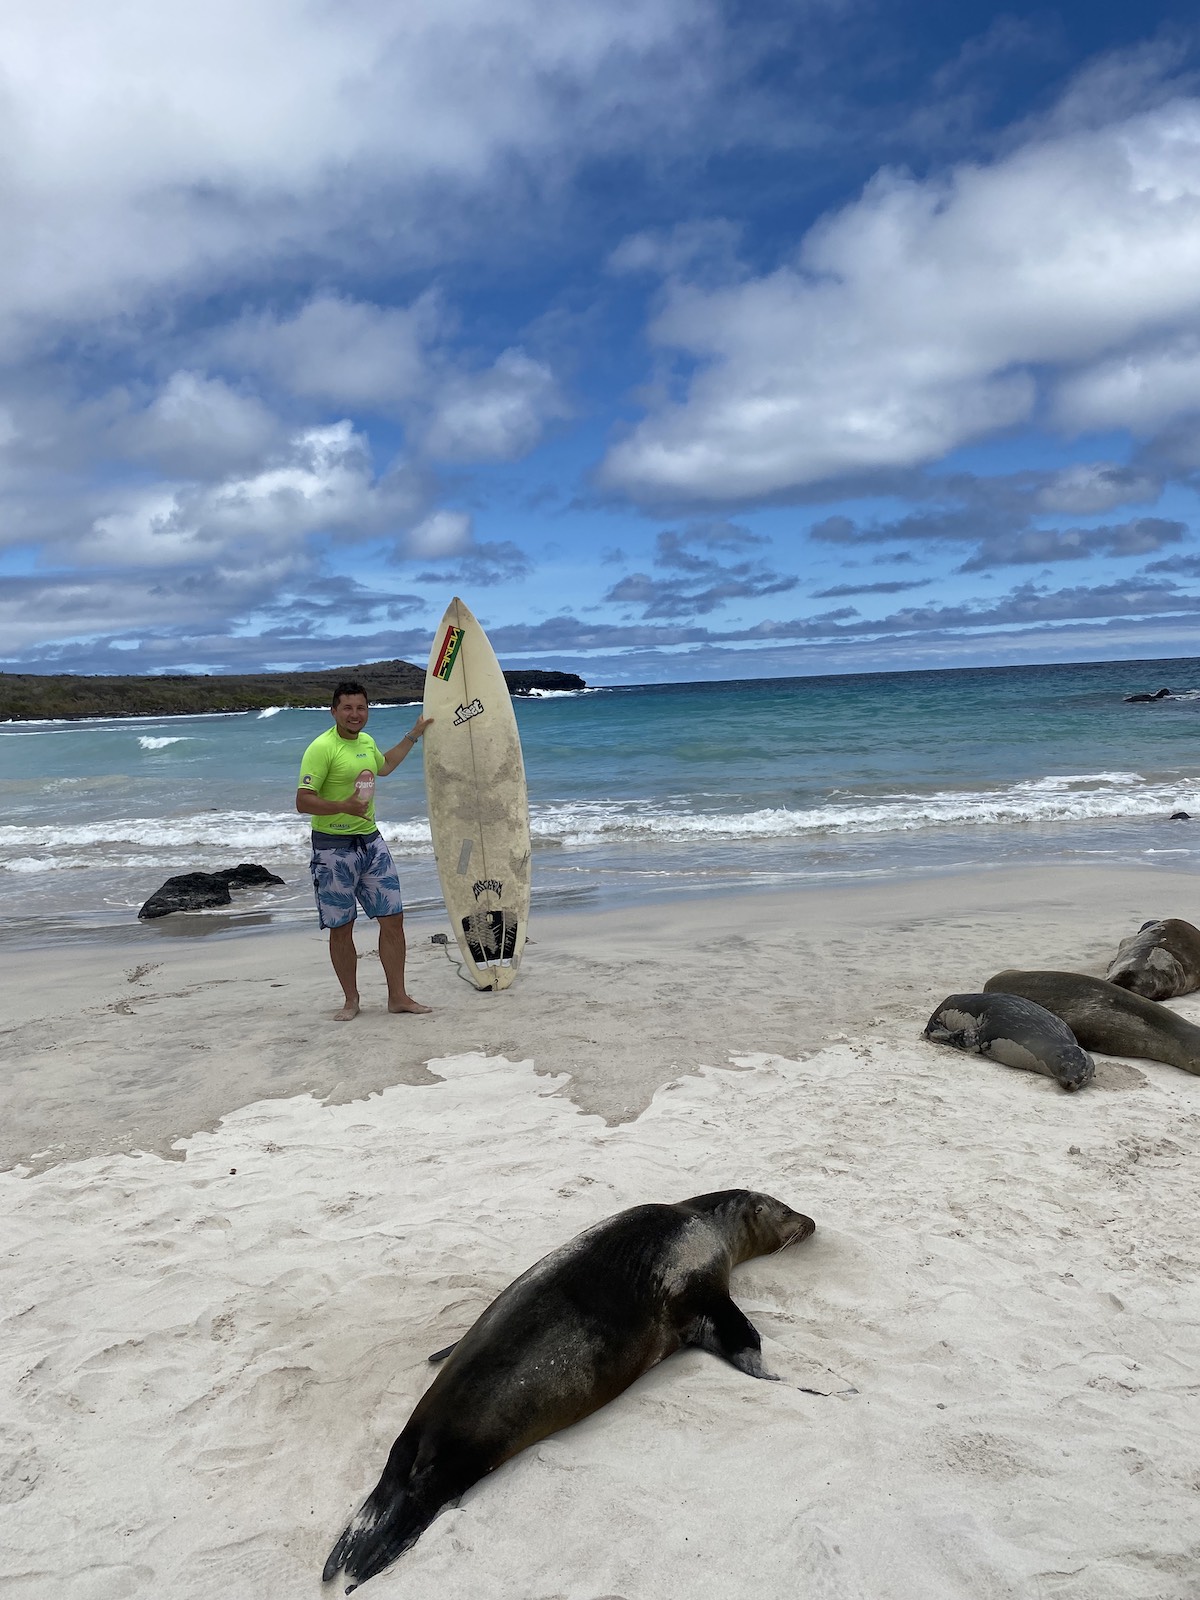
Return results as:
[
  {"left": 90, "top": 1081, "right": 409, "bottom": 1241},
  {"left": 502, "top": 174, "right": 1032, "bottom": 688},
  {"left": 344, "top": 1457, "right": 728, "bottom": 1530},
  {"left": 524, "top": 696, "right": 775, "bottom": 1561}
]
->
[{"left": 3, "top": 656, "right": 1200, "bottom": 946}]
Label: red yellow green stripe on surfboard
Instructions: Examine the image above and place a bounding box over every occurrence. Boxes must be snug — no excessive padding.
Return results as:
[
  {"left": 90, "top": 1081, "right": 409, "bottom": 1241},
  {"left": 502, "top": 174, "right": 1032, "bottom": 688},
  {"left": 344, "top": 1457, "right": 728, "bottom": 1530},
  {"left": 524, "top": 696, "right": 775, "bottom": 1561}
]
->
[{"left": 432, "top": 625, "right": 465, "bottom": 681}]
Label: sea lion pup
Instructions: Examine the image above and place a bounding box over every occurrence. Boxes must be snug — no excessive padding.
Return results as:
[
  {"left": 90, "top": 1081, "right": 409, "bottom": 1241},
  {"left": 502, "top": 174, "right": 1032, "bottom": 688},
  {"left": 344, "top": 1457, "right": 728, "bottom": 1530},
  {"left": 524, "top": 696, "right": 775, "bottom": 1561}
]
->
[
  {"left": 322, "top": 1190, "right": 814, "bottom": 1593},
  {"left": 1105, "top": 918, "right": 1200, "bottom": 1000},
  {"left": 924, "top": 993, "right": 1095, "bottom": 1091},
  {"left": 984, "top": 970, "right": 1200, "bottom": 1075}
]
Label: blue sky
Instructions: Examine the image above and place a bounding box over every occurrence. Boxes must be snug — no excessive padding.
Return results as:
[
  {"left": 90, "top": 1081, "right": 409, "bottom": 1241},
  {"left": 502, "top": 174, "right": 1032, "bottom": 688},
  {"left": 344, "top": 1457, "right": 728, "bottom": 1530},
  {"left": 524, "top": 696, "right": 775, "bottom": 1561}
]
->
[{"left": 4, "top": 1, "right": 1200, "bottom": 684}]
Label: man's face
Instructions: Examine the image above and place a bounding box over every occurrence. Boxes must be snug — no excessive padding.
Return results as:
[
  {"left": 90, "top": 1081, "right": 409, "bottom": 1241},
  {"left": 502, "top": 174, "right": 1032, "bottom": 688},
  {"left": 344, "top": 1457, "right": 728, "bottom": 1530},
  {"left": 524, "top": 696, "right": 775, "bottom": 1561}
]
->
[{"left": 332, "top": 694, "right": 369, "bottom": 738}]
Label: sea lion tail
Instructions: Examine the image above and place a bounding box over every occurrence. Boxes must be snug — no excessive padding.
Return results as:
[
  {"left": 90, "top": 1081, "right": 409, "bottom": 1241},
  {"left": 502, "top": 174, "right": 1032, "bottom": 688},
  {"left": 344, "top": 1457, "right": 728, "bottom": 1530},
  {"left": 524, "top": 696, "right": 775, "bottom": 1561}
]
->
[
  {"left": 323, "top": 1435, "right": 445, "bottom": 1591},
  {"left": 322, "top": 1502, "right": 422, "bottom": 1592}
]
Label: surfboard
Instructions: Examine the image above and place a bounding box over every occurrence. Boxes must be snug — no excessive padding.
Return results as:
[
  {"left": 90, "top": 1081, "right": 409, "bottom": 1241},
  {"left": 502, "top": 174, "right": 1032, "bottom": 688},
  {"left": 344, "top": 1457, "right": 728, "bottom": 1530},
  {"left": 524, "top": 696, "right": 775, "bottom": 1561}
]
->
[{"left": 423, "top": 597, "right": 531, "bottom": 990}]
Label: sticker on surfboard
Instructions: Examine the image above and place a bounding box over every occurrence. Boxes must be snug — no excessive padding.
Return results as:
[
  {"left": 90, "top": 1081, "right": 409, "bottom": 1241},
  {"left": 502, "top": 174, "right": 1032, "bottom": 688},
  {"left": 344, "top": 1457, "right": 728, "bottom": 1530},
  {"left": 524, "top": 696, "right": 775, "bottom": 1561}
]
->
[
  {"left": 461, "top": 909, "right": 520, "bottom": 967},
  {"left": 453, "top": 697, "right": 484, "bottom": 725},
  {"left": 432, "top": 625, "right": 465, "bottom": 681}
]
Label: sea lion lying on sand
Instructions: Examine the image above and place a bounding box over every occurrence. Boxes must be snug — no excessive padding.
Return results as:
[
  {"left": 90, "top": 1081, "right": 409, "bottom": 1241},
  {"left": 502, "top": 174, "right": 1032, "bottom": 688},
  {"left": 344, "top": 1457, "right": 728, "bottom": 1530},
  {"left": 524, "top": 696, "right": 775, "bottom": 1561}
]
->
[
  {"left": 1105, "top": 918, "right": 1200, "bottom": 1000},
  {"left": 984, "top": 970, "right": 1200, "bottom": 1075},
  {"left": 924, "top": 992, "right": 1094, "bottom": 1091},
  {"left": 323, "top": 1189, "right": 815, "bottom": 1592}
]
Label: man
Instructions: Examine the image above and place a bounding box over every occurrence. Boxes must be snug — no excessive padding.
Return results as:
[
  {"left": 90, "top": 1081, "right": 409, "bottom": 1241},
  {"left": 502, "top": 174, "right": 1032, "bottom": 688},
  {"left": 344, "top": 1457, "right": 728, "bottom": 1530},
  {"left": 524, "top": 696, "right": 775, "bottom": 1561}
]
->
[{"left": 296, "top": 681, "right": 433, "bottom": 1021}]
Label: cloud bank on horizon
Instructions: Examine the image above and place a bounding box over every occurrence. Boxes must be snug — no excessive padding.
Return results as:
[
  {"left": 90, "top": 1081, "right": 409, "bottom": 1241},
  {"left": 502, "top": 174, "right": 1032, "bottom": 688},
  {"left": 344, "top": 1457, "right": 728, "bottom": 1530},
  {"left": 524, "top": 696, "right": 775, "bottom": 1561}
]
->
[{"left": 3, "top": 1, "right": 1200, "bottom": 683}]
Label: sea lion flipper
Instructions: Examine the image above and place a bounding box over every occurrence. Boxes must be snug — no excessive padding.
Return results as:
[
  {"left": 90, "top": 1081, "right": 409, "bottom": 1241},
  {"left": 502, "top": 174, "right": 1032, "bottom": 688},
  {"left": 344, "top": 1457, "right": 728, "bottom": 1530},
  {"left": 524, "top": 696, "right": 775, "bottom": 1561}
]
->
[
  {"left": 323, "top": 1432, "right": 458, "bottom": 1591},
  {"left": 427, "top": 1341, "right": 458, "bottom": 1364},
  {"left": 685, "top": 1292, "right": 777, "bottom": 1380}
]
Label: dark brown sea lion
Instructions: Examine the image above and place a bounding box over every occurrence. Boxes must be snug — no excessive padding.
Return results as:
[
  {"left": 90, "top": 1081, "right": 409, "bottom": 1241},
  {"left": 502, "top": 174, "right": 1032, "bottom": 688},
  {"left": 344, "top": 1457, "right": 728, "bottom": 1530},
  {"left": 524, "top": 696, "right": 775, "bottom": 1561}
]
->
[
  {"left": 1105, "top": 918, "right": 1200, "bottom": 1000},
  {"left": 322, "top": 1190, "right": 815, "bottom": 1592},
  {"left": 983, "top": 970, "right": 1200, "bottom": 1074},
  {"left": 924, "top": 993, "right": 1094, "bottom": 1090}
]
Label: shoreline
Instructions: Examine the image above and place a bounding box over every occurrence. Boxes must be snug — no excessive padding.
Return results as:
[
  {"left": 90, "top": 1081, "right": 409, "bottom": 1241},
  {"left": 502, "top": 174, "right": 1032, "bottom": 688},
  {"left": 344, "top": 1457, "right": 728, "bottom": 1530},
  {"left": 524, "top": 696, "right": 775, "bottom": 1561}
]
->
[{"left": 8, "top": 845, "right": 1200, "bottom": 956}]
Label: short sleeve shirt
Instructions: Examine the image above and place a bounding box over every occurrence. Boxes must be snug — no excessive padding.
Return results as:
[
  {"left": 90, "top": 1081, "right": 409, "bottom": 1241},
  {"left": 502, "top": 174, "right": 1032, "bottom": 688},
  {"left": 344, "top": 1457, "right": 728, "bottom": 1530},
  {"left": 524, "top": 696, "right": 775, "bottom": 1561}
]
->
[{"left": 297, "top": 727, "right": 384, "bottom": 835}]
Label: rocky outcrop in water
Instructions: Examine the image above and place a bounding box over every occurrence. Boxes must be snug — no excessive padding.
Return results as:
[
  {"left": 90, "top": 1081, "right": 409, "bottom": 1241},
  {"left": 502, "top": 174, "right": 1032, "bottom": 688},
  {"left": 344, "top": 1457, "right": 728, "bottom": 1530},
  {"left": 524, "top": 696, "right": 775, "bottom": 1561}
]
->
[
  {"left": 138, "top": 863, "right": 285, "bottom": 919},
  {"left": 503, "top": 671, "right": 586, "bottom": 695}
]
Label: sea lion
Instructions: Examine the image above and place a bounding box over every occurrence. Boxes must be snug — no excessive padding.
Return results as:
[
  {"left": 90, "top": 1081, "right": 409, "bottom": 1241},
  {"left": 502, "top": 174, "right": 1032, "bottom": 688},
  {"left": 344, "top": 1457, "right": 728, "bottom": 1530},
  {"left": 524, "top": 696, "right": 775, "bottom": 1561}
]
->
[
  {"left": 1105, "top": 918, "right": 1200, "bottom": 1000},
  {"left": 924, "top": 992, "right": 1094, "bottom": 1091},
  {"left": 322, "top": 1190, "right": 814, "bottom": 1593},
  {"left": 983, "top": 970, "right": 1200, "bottom": 1075}
]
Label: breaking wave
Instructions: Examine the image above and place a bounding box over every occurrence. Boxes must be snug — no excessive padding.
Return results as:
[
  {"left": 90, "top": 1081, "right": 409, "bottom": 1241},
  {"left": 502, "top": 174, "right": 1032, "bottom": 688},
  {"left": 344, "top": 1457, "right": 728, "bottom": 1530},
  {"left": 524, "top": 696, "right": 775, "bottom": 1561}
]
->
[
  {"left": 0, "top": 812, "right": 430, "bottom": 858},
  {"left": 4, "top": 772, "right": 1193, "bottom": 867},
  {"left": 528, "top": 772, "right": 1198, "bottom": 846}
]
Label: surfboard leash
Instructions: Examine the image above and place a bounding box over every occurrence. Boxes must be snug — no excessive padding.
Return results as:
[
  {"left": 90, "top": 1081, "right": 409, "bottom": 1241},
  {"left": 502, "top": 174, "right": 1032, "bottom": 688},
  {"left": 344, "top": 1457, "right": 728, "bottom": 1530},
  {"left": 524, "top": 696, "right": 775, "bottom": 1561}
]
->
[{"left": 430, "top": 930, "right": 478, "bottom": 988}]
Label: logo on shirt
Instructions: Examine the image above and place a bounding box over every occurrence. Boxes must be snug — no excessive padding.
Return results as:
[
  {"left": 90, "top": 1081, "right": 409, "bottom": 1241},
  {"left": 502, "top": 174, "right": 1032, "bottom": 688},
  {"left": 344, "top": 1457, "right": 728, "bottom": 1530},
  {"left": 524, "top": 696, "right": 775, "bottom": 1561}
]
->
[
  {"left": 453, "top": 697, "right": 484, "bottom": 725},
  {"left": 301, "top": 773, "right": 314, "bottom": 786},
  {"left": 433, "top": 625, "right": 465, "bottom": 681}
]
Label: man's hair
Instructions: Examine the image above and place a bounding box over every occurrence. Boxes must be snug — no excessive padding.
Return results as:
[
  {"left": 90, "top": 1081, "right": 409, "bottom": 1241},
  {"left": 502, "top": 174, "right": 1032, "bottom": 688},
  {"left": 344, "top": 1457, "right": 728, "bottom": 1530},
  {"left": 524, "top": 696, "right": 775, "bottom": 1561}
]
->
[{"left": 331, "top": 680, "right": 369, "bottom": 709}]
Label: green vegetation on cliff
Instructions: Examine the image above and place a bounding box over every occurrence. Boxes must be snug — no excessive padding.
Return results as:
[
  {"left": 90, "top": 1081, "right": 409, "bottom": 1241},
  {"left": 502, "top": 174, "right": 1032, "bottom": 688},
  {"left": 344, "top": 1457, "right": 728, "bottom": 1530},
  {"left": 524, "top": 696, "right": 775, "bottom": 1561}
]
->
[{"left": 0, "top": 662, "right": 585, "bottom": 721}]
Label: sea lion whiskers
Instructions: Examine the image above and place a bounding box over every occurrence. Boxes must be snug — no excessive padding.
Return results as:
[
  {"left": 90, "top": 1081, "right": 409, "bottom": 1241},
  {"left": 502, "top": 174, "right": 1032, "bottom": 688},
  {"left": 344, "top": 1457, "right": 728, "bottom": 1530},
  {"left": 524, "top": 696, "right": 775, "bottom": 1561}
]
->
[{"left": 774, "top": 1219, "right": 814, "bottom": 1253}]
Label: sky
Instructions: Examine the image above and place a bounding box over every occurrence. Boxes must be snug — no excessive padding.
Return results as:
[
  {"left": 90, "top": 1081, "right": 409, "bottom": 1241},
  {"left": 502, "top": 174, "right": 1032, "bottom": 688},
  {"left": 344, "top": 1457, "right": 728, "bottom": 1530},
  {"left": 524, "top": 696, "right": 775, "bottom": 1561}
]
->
[{"left": 4, "top": 0, "right": 1200, "bottom": 685}]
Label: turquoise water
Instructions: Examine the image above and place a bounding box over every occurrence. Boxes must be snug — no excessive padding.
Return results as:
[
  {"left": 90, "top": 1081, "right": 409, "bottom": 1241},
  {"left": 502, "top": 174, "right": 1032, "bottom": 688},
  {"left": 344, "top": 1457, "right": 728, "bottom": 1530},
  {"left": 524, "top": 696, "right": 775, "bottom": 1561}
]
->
[{"left": 3, "top": 656, "right": 1200, "bottom": 943}]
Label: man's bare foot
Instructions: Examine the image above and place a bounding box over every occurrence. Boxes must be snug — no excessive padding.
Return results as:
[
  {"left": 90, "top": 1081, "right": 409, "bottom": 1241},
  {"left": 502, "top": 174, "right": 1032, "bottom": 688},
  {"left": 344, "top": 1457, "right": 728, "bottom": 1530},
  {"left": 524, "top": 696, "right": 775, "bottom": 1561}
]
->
[
  {"left": 333, "top": 998, "right": 360, "bottom": 1021},
  {"left": 388, "top": 996, "right": 432, "bottom": 1015}
]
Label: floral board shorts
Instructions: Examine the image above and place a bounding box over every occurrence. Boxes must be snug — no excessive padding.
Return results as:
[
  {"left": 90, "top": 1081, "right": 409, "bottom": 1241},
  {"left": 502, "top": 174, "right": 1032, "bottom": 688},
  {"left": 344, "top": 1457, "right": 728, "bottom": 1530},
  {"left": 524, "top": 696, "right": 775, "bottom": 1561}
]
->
[{"left": 309, "top": 831, "right": 404, "bottom": 929}]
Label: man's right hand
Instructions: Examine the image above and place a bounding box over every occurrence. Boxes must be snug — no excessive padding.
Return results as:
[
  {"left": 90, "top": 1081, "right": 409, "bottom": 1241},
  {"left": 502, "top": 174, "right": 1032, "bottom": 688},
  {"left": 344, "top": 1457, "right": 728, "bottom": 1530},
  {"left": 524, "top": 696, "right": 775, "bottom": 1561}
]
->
[{"left": 343, "top": 795, "right": 370, "bottom": 818}]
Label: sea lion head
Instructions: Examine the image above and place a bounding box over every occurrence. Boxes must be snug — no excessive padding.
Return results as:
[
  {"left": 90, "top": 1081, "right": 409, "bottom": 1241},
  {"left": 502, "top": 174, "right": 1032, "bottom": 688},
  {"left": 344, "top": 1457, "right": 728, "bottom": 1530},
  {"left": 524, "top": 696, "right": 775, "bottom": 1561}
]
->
[
  {"left": 680, "top": 1188, "right": 815, "bottom": 1264},
  {"left": 1050, "top": 1042, "right": 1096, "bottom": 1092}
]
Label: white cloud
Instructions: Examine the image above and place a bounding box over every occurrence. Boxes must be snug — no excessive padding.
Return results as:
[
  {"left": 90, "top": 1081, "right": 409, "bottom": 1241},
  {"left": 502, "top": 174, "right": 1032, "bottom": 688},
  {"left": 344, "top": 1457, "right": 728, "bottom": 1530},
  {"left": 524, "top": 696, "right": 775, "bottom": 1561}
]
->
[
  {"left": 0, "top": 564, "right": 313, "bottom": 657},
  {"left": 421, "top": 349, "right": 568, "bottom": 461},
  {"left": 1053, "top": 341, "right": 1200, "bottom": 435},
  {"left": 218, "top": 295, "right": 441, "bottom": 414},
  {"left": 71, "top": 422, "right": 423, "bottom": 569},
  {"left": 0, "top": 0, "right": 719, "bottom": 351},
  {"left": 602, "top": 97, "right": 1200, "bottom": 502},
  {"left": 213, "top": 300, "right": 567, "bottom": 460},
  {"left": 606, "top": 220, "right": 743, "bottom": 279},
  {"left": 1034, "top": 462, "right": 1161, "bottom": 515},
  {"left": 406, "top": 509, "right": 474, "bottom": 559},
  {"left": 116, "top": 372, "right": 283, "bottom": 477}
]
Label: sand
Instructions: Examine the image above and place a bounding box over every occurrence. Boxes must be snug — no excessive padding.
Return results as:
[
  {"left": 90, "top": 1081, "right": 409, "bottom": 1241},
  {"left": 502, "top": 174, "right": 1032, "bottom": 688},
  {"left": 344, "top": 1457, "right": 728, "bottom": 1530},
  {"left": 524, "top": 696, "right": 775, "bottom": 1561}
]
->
[{"left": 2, "top": 864, "right": 1199, "bottom": 1598}]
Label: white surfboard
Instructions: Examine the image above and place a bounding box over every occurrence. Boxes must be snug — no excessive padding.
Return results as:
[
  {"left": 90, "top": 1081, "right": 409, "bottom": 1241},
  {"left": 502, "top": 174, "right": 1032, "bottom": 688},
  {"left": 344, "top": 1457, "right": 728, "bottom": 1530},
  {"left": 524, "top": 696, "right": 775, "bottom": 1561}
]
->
[{"left": 423, "top": 597, "right": 531, "bottom": 990}]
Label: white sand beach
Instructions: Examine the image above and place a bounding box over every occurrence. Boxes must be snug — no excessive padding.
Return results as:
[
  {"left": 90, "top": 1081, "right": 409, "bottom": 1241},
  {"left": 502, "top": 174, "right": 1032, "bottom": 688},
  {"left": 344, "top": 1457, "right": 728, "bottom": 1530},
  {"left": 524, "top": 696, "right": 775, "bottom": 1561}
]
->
[{"left": 3, "top": 864, "right": 1199, "bottom": 1599}]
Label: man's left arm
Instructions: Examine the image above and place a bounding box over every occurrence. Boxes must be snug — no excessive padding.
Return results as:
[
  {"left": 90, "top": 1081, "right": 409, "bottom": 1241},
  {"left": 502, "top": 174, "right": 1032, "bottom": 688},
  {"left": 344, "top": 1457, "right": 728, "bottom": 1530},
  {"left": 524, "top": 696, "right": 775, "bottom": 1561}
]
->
[{"left": 378, "top": 716, "right": 434, "bottom": 776}]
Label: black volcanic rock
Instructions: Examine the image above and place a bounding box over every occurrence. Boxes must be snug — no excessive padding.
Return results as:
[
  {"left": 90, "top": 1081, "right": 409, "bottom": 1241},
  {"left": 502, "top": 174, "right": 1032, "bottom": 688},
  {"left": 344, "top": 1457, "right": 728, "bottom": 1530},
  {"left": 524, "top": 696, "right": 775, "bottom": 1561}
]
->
[
  {"left": 138, "top": 863, "right": 285, "bottom": 919},
  {"left": 213, "top": 863, "right": 286, "bottom": 888},
  {"left": 503, "top": 670, "right": 586, "bottom": 695}
]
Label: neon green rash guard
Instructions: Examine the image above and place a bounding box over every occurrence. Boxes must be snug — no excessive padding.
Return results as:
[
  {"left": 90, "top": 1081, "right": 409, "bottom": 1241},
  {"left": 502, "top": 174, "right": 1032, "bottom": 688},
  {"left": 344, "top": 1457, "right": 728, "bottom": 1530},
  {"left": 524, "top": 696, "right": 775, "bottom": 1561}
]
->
[{"left": 297, "top": 727, "right": 384, "bottom": 835}]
